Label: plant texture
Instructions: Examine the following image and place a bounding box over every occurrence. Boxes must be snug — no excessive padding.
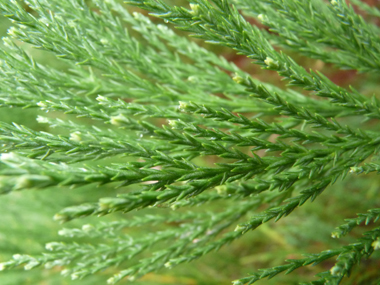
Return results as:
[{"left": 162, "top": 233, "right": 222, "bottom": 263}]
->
[{"left": 0, "top": 0, "right": 379, "bottom": 284}]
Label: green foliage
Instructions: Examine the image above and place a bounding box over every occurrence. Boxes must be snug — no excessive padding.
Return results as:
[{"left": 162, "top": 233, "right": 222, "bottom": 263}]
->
[{"left": 0, "top": 0, "right": 379, "bottom": 284}]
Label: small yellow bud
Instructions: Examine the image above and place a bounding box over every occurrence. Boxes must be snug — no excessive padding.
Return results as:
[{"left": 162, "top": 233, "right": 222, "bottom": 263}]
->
[
  {"left": 7, "top": 26, "right": 17, "bottom": 36},
  {"left": 96, "top": 95, "right": 108, "bottom": 103},
  {"left": 234, "top": 224, "right": 246, "bottom": 232},
  {"left": 58, "top": 229, "right": 69, "bottom": 236},
  {"left": 189, "top": 4, "right": 200, "bottom": 15},
  {"left": 69, "top": 132, "right": 82, "bottom": 142},
  {"left": 216, "top": 185, "right": 228, "bottom": 195},
  {"left": 0, "top": 152, "right": 16, "bottom": 161},
  {"left": 12, "top": 254, "right": 22, "bottom": 260},
  {"left": 168, "top": 119, "right": 181, "bottom": 129},
  {"left": 71, "top": 273, "right": 79, "bottom": 280},
  {"left": 37, "top": 101, "right": 48, "bottom": 110},
  {"left": 82, "top": 224, "right": 94, "bottom": 232},
  {"left": 178, "top": 101, "right": 188, "bottom": 110},
  {"left": 110, "top": 114, "right": 129, "bottom": 126},
  {"left": 164, "top": 262, "right": 172, "bottom": 268},
  {"left": 128, "top": 275, "right": 136, "bottom": 281},
  {"left": 24, "top": 260, "right": 39, "bottom": 270},
  {"left": 257, "top": 14, "right": 265, "bottom": 22},
  {"left": 36, "top": 116, "right": 49, "bottom": 124},
  {"left": 38, "top": 18, "right": 50, "bottom": 27},
  {"left": 330, "top": 265, "right": 342, "bottom": 276},
  {"left": 264, "top": 57, "right": 279, "bottom": 68},
  {"left": 61, "top": 269, "right": 70, "bottom": 276},
  {"left": 170, "top": 203, "right": 180, "bottom": 210},
  {"left": 372, "top": 238, "right": 380, "bottom": 250},
  {"left": 100, "top": 38, "right": 109, "bottom": 45},
  {"left": 232, "top": 73, "right": 244, "bottom": 84},
  {"left": 14, "top": 174, "right": 52, "bottom": 190},
  {"left": 53, "top": 213, "right": 68, "bottom": 223},
  {"left": 45, "top": 242, "right": 61, "bottom": 251},
  {"left": 350, "top": 166, "right": 362, "bottom": 173}
]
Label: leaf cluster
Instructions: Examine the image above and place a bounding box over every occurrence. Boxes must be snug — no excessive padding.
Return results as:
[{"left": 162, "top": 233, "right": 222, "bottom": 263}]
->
[{"left": 0, "top": 0, "right": 379, "bottom": 284}]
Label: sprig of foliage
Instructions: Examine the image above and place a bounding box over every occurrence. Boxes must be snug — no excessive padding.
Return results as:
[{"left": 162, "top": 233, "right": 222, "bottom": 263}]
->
[
  {"left": 234, "top": 0, "right": 380, "bottom": 73},
  {"left": 126, "top": 0, "right": 380, "bottom": 119},
  {"left": 0, "top": 0, "right": 379, "bottom": 284},
  {"left": 233, "top": 226, "right": 380, "bottom": 285}
]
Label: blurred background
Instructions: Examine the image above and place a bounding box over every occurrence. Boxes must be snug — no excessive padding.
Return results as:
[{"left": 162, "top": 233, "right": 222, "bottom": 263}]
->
[{"left": 0, "top": 1, "right": 379, "bottom": 284}]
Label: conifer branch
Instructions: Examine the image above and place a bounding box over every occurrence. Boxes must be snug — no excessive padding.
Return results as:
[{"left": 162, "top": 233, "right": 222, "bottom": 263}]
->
[
  {"left": 126, "top": 0, "right": 380, "bottom": 119},
  {"left": 331, "top": 208, "right": 380, "bottom": 239},
  {"left": 0, "top": 0, "right": 378, "bottom": 284},
  {"left": 350, "top": 0, "right": 380, "bottom": 18},
  {"left": 350, "top": 162, "right": 380, "bottom": 174},
  {"left": 1, "top": 0, "right": 272, "bottom": 113},
  {"left": 233, "top": 227, "right": 380, "bottom": 284},
  {"left": 178, "top": 101, "right": 353, "bottom": 145},
  {"left": 234, "top": 0, "right": 380, "bottom": 73}
]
